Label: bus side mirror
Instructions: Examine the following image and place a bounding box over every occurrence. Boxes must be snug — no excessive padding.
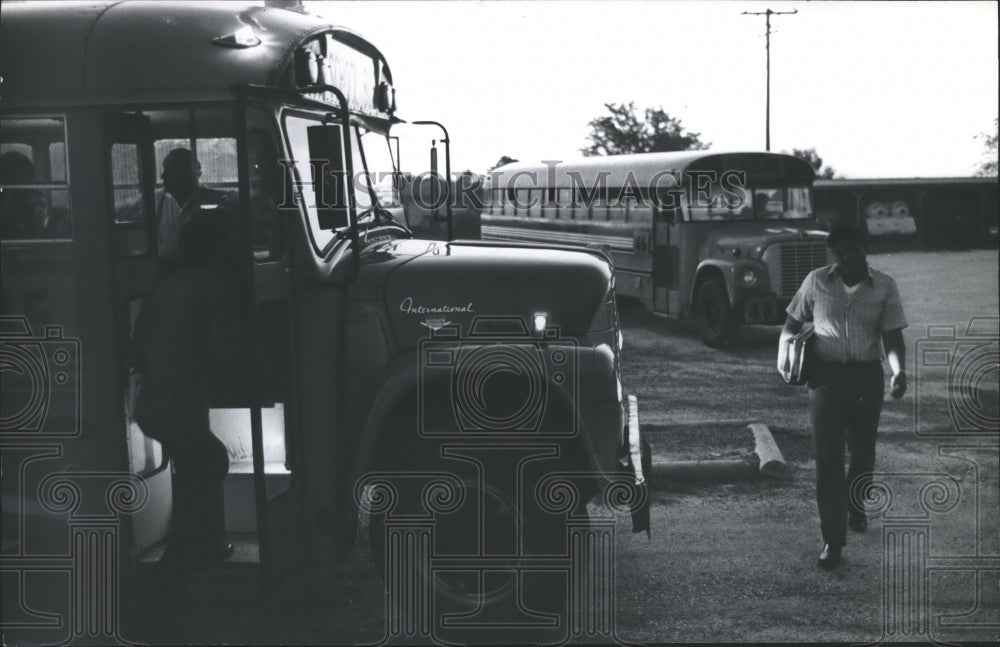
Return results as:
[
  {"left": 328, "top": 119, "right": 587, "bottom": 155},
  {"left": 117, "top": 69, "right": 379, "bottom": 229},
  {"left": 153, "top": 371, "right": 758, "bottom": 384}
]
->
[{"left": 307, "top": 125, "right": 350, "bottom": 230}]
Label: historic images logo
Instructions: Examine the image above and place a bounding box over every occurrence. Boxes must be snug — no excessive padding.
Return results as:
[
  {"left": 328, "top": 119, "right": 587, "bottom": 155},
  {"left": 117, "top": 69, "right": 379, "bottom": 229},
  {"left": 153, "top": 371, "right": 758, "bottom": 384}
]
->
[
  {"left": 0, "top": 316, "right": 81, "bottom": 436},
  {"left": 913, "top": 316, "right": 999, "bottom": 436},
  {"left": 861, "top": 316, "right": 1000, "bottom": 644},
  {"left": 1, "top": 316, "right": 149, "bottom": 644},
  {"left": 277, "top": 158, "right": 751, "bottom": 214}
]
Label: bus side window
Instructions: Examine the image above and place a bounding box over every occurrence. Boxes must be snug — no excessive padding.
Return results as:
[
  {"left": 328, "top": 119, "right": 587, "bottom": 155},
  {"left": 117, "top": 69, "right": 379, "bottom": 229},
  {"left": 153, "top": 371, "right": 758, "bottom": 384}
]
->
[
  {"left": 608, "top": 187, "right": 629, "bottom": 222},
  {"left": 154, "top": 137, "right": 239, "bottom": 201},
  {"left": 112, "top": 144, "right": 146, "bottom": 223},
  {"left": 111, "top": 143, "right": 152, "bottom": 256},
  {"left": 599, "top": 186, "right": 610, "bottom": 221},
  {"left": 631, "top": 188, "right": 653, "bottom": 223},
  {"left": 1, "top": 117, "right": 72, "bottom": 240},
  {"left": 557, "top": 188, "right": 572, "bottom": 219},
  {"left": 527, "top": 188, "right": 541, "bottom": 218},
  {"left": 515, "top": 188, "right": 530, "bottom": 216},
  {"left": 577, "top": 189, "right": 592, "bottom": 220},
  {"left": 543, "top": 186, "right": 556, "bottom": 219}
]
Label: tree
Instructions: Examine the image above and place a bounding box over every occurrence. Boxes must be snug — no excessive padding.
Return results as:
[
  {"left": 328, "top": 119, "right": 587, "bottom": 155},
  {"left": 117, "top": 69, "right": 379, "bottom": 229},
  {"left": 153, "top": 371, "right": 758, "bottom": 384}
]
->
[
  {"left": 976, "top": 117, "right": 998, "bottom": 176},
  {"left": 582, "top": 102, "right": 709, "bottom": 156},
  {"left": 785, "top": 147, "right": 837, "bottom": 179}
]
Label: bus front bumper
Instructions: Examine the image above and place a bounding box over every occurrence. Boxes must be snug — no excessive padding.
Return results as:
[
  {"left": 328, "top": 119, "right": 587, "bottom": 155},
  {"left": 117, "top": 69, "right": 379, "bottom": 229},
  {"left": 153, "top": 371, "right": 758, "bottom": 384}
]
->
[{"left": 625, "top": 394, "right": 651, "bottom": 536}]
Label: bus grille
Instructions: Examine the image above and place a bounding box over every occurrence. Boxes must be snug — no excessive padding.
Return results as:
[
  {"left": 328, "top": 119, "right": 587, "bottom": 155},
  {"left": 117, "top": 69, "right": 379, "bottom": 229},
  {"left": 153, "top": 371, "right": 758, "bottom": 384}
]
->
[{"left": 779, "top": 242, "right": 828, "bottom": 295}]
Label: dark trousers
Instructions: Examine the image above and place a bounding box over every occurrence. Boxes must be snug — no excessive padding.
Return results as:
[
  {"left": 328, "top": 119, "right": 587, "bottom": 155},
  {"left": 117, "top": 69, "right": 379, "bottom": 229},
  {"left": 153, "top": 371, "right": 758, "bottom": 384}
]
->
[
  {"left": 808, "top": 359, "right": 884, "bottom": 548},
  {"left": 141, "top": 420, "right": 229, "bottom": 609}
]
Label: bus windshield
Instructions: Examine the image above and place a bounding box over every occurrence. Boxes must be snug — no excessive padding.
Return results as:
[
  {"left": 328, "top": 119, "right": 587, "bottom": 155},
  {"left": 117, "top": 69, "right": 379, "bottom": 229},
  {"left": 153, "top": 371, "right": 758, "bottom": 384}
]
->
[
  {"left": 686, "top": 182, "right": 812, "bottom": 222},
  {"left": 283, "top": 114, "right": 391, "bottom": 250},
  {"left": 750, "top": 186, "right": 812, "bottom": 221},
  {"left": 359, "top": 130, "right": 398, "bottom": 209}
]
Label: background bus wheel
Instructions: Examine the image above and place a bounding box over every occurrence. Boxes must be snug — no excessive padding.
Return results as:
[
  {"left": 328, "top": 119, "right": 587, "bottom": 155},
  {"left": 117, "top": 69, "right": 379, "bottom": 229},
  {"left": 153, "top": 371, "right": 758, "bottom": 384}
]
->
[{"left": 695, "top": 277, "right": 740, "bottom": 347}]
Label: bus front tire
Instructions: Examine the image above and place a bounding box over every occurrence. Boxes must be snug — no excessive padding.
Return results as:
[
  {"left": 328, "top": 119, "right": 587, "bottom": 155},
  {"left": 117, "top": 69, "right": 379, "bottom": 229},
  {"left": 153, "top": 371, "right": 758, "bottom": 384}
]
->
[
  {"left": 695, "top": 278, "right": 741, "bottom": 348},
  {"left": 366, "top": 446, "right": 577, "bottom": 642}
]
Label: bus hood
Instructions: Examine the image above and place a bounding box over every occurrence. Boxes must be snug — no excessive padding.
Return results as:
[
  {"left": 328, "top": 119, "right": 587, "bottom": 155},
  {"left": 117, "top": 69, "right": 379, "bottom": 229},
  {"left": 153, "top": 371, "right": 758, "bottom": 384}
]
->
[
  {"left": 363, "top": 239, "right": 614, "bottom": 347},
  {"left": 705, "top": 223, "right": 828, "bottom": 251}
]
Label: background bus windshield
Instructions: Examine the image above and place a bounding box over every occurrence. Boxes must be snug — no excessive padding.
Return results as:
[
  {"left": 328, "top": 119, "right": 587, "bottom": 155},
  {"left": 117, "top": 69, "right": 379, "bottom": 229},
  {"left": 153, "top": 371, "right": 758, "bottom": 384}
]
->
[{"left": 687, "top": 184, "right": 811, "bottom": 222}]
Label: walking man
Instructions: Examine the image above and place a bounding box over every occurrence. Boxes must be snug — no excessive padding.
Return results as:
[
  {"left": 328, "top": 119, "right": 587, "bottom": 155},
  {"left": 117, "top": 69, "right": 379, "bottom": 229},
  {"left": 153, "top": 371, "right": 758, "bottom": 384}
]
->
[{"left": 778, "top": 223, "right": 907, "bottom": 568}]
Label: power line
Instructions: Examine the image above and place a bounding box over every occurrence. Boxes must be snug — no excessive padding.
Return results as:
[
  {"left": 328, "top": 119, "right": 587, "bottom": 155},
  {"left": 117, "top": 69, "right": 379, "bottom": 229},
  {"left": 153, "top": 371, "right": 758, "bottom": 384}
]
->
[{"left": 742, "top": 8, "right": 797, "bottom": 151}]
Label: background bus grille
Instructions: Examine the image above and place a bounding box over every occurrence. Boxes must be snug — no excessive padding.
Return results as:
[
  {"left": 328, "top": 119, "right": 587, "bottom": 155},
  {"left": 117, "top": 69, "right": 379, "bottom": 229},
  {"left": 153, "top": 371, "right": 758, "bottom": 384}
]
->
[{"left": 779, "top": 242, "right": 828, "bottom": 295}]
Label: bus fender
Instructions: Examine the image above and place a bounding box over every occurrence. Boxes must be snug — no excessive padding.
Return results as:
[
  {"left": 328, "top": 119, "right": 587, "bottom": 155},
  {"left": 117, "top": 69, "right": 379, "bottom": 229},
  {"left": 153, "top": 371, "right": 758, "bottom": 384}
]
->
[
  {"left": 343, "top": 345, "right": 617, "bottom": 531},
  {"left": 345, "top": 350, "right": 422, "bottom": 515},
  {"left": 690, "top": 262, "right": 732, "bottom": 309}
]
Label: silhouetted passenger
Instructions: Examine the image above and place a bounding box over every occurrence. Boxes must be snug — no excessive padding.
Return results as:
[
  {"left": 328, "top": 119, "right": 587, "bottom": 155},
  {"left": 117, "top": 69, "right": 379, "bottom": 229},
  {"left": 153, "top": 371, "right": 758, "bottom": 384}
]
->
[{"left": 131, "top": 215, "right": 238, "bottom": 618}]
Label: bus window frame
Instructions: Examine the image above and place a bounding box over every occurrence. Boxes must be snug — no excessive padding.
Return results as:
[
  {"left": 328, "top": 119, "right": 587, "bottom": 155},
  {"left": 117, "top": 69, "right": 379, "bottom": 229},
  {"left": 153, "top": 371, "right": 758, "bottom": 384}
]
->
[
  {"left": 280, "top": 108, "right": 379, "bottom": 257},
  {"left": 243, "top": 107, "right": 289, "bottom": 265},
  {"left": 0, "top": 114, "right": 73, "bottom": 243},
  {"left": 281, "top": 109, "right": 344, "bottom": 255}
]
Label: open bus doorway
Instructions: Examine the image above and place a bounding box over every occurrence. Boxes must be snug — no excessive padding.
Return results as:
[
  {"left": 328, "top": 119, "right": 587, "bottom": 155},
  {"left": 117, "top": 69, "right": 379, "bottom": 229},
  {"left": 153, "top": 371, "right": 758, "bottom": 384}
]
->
[{"left": 113, "top": 105, "right": 301, "bottom": 581}]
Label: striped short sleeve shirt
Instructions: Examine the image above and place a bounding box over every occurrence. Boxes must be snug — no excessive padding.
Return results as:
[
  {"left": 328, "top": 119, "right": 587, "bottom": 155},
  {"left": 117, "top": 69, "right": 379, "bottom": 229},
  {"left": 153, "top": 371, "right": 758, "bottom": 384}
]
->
[{"left": 786, "top": 264, "right": 907, "bottom": 363}]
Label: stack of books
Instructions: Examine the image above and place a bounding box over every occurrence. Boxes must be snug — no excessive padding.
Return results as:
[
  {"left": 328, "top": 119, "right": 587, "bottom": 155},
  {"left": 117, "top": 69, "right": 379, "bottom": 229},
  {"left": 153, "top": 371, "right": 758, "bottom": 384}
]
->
[{"left": 782, "top": 326, "right": 815, "bottom": 386}]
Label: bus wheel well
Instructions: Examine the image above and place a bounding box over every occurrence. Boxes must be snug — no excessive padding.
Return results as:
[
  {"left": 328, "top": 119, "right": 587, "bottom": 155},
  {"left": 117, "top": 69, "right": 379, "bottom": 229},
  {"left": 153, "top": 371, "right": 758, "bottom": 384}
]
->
[
  {"left": 364, "top": 378, "right": 597, "bottom": 624},
  {"left": 692, "top": 267, "right": 726, "bottom": 309},
  {"left": 693, "top": 268, "right": 742, "bottom": 347}
]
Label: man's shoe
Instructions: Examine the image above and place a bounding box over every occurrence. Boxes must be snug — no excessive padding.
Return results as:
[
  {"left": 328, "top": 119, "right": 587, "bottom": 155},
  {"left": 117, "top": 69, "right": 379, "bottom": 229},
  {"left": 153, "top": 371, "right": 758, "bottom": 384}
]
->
[
  {"left": 849, "top": 512, "right": 868, "bottom": 532},
  {"left": 818, "top": 543, "right": 841, "bottom": 569}
]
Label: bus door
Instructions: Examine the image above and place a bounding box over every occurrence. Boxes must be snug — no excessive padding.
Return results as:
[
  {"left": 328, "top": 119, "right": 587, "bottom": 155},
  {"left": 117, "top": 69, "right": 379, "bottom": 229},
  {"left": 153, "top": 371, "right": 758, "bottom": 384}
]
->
[
  {"left": 103, "top": 112, "right": 173, "bottom": 557},
  {"left": 238, "top": 109, "right": 303, "bottom": 585},
  {"left": 651, "top": 202, "right": 679, "bottom": 316}
]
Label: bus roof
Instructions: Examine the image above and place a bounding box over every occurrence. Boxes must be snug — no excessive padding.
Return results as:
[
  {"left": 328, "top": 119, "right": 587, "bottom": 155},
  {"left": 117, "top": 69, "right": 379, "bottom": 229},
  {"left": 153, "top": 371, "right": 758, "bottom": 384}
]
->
[
  {"left": 489, "top": 151, "right": 816, "bottom": 187},
  {"left": 815, "top": 176, "right": 997, "bottom": 189},
  {"left": 0, "top": 1, "right": 394, "bottom": 115}
]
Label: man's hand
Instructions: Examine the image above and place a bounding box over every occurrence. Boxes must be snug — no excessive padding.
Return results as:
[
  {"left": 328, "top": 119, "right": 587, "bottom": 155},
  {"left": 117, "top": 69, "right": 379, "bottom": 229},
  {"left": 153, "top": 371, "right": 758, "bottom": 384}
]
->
[
  {"left": 890, "top": 371, "right": 907, "bottom": 399},
  {"left": 882, "top": 328, "right": 907, "bottom": 399}
]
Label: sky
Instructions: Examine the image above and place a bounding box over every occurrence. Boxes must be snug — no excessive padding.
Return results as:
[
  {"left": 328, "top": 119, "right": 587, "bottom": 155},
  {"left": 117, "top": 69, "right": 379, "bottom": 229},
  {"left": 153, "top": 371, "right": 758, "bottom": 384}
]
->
[{"left": 306, "top": 1, "right": 999, "bottom": 179}]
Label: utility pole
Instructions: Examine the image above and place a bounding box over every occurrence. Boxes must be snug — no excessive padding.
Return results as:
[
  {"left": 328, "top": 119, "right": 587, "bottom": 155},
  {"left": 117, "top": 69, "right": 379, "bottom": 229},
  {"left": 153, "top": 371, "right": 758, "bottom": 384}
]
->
[{"left": 742, "top": 8, "right": 797, "bottom": 151}]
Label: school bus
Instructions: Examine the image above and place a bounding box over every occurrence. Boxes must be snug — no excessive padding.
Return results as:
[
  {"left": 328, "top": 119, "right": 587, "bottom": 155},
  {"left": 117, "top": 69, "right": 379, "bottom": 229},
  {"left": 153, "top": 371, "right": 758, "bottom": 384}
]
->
[
  {"left": 0, "top": 2, "right": 645, "bottom": 643},
  {"left": 482, "top": 152, "right": 831, "bottom": 346}
]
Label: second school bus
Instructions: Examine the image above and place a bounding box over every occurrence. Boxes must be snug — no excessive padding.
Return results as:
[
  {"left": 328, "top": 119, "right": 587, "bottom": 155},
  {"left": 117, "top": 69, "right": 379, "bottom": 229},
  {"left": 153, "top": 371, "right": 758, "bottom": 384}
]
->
[{"left": 482, "top": 152, "right": 831, "bottom": 346}]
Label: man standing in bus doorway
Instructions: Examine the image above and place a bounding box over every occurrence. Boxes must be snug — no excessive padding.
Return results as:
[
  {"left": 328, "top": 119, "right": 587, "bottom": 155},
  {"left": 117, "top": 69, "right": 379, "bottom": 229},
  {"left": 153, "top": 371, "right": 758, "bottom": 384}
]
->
[
  {"left": 131, "top": 215, "right": 238, "bottom": 618},
  {"left": 777, "top": 223, "right": 907, "bottom": 569},
  {"left": 156, "top": 147, "right": 233, "bottom": 267}
]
